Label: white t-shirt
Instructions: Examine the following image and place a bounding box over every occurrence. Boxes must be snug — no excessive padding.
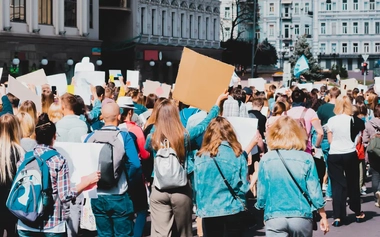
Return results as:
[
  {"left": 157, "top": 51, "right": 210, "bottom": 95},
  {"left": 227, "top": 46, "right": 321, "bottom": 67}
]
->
[{"left": 326, "top": 114, "right": 356, "bottom": 154}]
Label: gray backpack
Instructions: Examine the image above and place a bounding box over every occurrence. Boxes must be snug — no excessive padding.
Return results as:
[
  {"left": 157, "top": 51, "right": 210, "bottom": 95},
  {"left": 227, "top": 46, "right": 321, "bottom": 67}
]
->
[
  {"left": 153, "top": 139, "right": 188, "bottom": 190},
  {"left": 86, "top": 129, "right": 126, "bottom": 189}
]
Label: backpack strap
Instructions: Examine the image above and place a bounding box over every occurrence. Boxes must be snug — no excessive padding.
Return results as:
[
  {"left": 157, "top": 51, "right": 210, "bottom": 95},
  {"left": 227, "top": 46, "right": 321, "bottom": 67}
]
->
[
  {"left": 300, "top": 107, "right": 308, "bottom": 120},
  {"left": 17, "top": 151, "right": 35, "bottom": 173},
  {"left": 39, "top": 150, "right": 59, "bottom": 191}
]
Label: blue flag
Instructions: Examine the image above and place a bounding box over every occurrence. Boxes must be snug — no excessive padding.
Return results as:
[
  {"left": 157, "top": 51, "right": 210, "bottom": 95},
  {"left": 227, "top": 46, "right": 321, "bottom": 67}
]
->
[{"left": 293, "top": 55, "right": 309, "bottom": 78}]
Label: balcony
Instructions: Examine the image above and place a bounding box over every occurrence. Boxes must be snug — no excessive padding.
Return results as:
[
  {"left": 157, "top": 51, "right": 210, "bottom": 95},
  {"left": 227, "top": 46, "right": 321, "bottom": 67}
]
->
[
  {"left": 139, "top": 34, "right": 220, "bottom": 48},
  {"left": 281, "top": 13, "right": 292, "bottom": 19},
  {"left": 281, "top": 34, "right": 293, "bottom": 40},
  {"left": 99, "top": 0, "right": 131, "bottom": 11},
  {"left": 281, "top": 0, "right": 292, "bottom": 4}
]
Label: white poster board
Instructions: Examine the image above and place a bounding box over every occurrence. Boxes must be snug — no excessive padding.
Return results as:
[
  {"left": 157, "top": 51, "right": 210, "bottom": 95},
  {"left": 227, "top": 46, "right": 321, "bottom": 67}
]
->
[
  {"left": 74, "top": 71, "right": 105, "bottom": 105},
  {"left": 75, "top": 57, "right": 95, "bottom": 73},
  {"left": 297, "top": 83, "right": 313, "bottom": 92},
  {"left": 0, "top": 68, "right": 3, "bottom": 80},
  {"left": 375, "top": 77, "right": 380, "bottom": 95},
  {"left": 340, "top": 78, "right": 358, "bottom": 95},
  {"left": 226, "top": 117, "right": 258, "bottom": 149},
  {"left": 8, "top": 75, "right": 42, "bottom": 112},
  {"left": 17, "top": 69, "right": 48, "bottom": 86},
  {"left": 109, "top": 70, "right": 122, "bottom": 87},
  {"left": 126, "top": 70, "right": 139, "bottom": 88},
  {"left": 47, "top": 73, "right": 68, "bottom": 96},
  {"left": 248, "top": 78, "right": 266, "bottom": 92},
  {"left": 357, "top": 84, "right": 368, "bottom": 94}
]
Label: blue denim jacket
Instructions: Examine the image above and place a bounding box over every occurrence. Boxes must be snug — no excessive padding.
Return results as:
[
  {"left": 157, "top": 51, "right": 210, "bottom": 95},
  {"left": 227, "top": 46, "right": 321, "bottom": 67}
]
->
[
  {"left": 255, "top": 149, "right": 325, "bottom": 221},
  {"left": 145, "top": 105, "right": 220, "bottom": 175},
  {"left": 194, "top": 142, "right": 249, "bottom": 218}
]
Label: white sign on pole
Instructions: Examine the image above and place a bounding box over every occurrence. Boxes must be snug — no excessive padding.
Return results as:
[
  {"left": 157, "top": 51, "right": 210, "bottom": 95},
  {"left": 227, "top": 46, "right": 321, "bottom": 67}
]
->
[{"left": 362, "top": 54, "right": 369, "bottom": 62}]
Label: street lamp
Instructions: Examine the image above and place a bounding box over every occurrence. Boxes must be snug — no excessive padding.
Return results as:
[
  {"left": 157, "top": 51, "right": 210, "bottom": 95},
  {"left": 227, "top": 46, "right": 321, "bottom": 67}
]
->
[
  {"left": 279, "top": 43, "right": 288, "bottom": 69},
  {"left": 332, "top": 46, "right": 336, "bottom": 66},
  {"left": 41, "top": 58, "right": 48, "bottom": 66},
  {"left": 149, "top": 60, "right": 155, "bottom": 67}
]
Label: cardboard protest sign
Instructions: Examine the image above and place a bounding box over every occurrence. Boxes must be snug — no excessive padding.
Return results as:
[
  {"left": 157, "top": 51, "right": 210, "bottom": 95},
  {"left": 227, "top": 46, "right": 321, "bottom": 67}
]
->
[
  {"left": 297, "top": 83, "right": 313, "bottom": 92},
  {"left": 47, "top": 73, "right": 68, "bottom": 96},
  {"left": 340, "top": 78, "right": 358, "bottom": 95},
  {"left": 143, "top": 80, "right": 171, "bottom": 98},
  {"left": 173, "top": 47, "right": 234, "bottom": 111},
  {"left": 17, "top": 69, "right": 48, "bottom": 86},
  {"left": 74, "top": 71, "right": 105, "bottom": 105},
  {"left": 8, "top": 75, "right": 42, "bottom": 112},
  {"left": 126, "top": 70, "right": 139, "bottom": 88},
  {"left": 226, "top": 117, "right": 258, "bottom": 149},
  {"left": 248, "top": 78, "right": 266, "bottom": 92}
]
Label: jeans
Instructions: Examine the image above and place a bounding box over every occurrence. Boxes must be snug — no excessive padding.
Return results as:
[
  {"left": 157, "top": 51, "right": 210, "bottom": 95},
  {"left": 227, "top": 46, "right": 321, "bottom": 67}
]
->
[
  {"left": 134, "top": 210, "right": 147, "bottom": 237},
  {"left": 66, "top": 196, "right": 82, "bottom": 237},
  {"left": 203, "top": 212, "right": 244, "bottom": 237},
  {"left": 372, "top": 168, "right": 380, "bottom": 200},
  {"left": 18, "top": 230, "right": 66, "bottom": 237},
  {"left": 91, "top": 192, "right": 135, "bottom": 237},
  {"left": 265, "top": 217, "right": 313, "bottom": 237},
  {"left": 321, "top": 139, "right": 332, "bottom": 197}
]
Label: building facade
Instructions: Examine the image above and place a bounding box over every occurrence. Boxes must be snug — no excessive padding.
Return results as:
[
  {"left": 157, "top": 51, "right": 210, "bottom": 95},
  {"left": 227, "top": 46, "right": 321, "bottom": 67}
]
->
[
  {"left": 220, "top": 0, "right": 239, "bottom": 41},
  {"left": 99, "top": 0, "right": 222, "bottom": 84},
  {"left": 0, "top": 0, "right": 101, "bottom": 78},
  {"left": 258, "top": 0, "right": 380, "bottom": 70}
]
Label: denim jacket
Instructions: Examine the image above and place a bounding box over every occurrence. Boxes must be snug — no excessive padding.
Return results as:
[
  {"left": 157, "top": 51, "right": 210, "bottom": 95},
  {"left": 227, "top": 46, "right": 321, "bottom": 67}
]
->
[
  {"left": 194, "top": 142, "right": 249, "bottom": 218},
  {"left": 145, "top": 105, "right": 220, "bottom": 175},
  {"left": 255, "top": 149, "right": 325, "bottom": 221}
]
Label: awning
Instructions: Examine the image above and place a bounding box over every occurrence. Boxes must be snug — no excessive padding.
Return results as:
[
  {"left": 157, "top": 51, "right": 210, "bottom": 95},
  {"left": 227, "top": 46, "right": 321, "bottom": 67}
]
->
[{"left": 281, "top": 0, "right": 292, "bottom": 4}]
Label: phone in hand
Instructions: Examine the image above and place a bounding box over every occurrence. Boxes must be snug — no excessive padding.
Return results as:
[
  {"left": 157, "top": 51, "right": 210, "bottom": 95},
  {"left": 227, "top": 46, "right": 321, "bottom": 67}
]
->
[{"left": 52, "top": 86, "right": 57, "bottom": 95}]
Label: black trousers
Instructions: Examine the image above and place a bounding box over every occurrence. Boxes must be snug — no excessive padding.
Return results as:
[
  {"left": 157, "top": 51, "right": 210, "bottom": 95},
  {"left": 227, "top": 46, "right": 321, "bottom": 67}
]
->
[
  {"left": 203, "top": 212, "right": 244, "bottom": 237},
  {"left": 328, "top": 151, "right": 361, "bottom": 219},
  {"left": 314, "top": 157, "right": 326, "bottom": 189}
]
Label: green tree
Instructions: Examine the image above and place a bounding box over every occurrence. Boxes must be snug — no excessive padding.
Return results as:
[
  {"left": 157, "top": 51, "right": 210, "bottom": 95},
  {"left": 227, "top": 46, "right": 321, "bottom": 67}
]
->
[
  {"left": 255, "top": 38, "right": 278, "bottom": 66},
  {"left": 288, "top": 35, "right": 323, "bottom": 81}
]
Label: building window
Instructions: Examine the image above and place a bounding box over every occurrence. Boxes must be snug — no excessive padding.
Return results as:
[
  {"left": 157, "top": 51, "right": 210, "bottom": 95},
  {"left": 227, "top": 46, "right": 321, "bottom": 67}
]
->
[
  {"left": 294, "top": 24, "right": 299, "bottom": 35},
  {"left": 364, "top": 1, "right": 369, "bottom": 10},
  {"left": 353, "top": 43, "right": 358, "bottom": 53},
  {"left": 141, "top": 8, "right": 145, "bottom": 34},
  {"left": 321, "top": 2, "right": 325, "bottom": 10},
  {"left": 269, "top": 3, "right": 274, "bottom": 13},
  {"left": 353, "top": 0, "right": 358, "bottom": 10},
  {"left": 364, "top": 22, "right": 369, "bottom": 34},
  {"left": 321, "top": 23, "right": 326, "bottom": 34},
  {"left": 342, "top": 0, "right": 347, "bottom": 10},
  {"left": 180, "top": 13, "right": 185, "bottom": 38},
  {"left": 376, "top": 22, "right": 380, "bottom": 34},
  {"left": 224, "top": 27, "right": 230, "bottom": 40},
  {"left": 171, "top": 12, "right": 176, "bottom": 37},
  {"left": 38, "top": 0, "right": 53, "bottom": 25},
  {"left": 326, "top": 1, "right": 332, "bottom": 10},
  {"left": 376, "top": 43, "right": 380, "bottom": 53},
  {"left": 64, "top": 0, "right": 76, "bottom": 27},
  {"left": 89, "top": 0, "right": 93, "bottom": 29},
  {"left": 269, "top": 24, "right": 274, "bottom": 36},
  {"left": 198, "top": 16, "right": 201, "bottom": 39},
  {"left": 189, "top": 15, "right": 193, "bottom": 38},
  {"left": 353, "top": 22, "right": 358, "bottom": 34},
  {"left": 162, "top": 11, "right": 166, "bottom": 36},
  {"left": 332, "top": 2, "right": 337, "bottom": 10},
  {"left": 294, "top": 3, "right": 299, "bottom": 14},
  {"left": 332, "top": 43, "right": 337, "bottom": 52},
  {"left": 342, "top": 22, "right": 347, "bottom": 34},
  {"left": 205, "top": 17, "right": 209, "bottom": 40},
  {"left": 370, "top": 0, "right": 375, "bottom": 10},
  {"left": 342, "top": 43, "right": 348, "bottom": 53},
  {"left": 151, "top": 9, "right": 156, "bottom": 35},
  {"left": 213, "top": 18, "right": 217, "bottom": 40},
  {"left": 305, "top": 25, "right": 310, "bottom": 35},
  {"left": 304, "top": 3, "right": 310, "bottom": 14},
  {"left": 364, "top": 43, "right": 369, "bottom": 53},
  {"left": 320, "top": 43, "right": 326, "bottom": 53},
  {"left": 10, "top": 0, "right": 26, "bottom": 22},
  {"left": 224, "top": 7, "right": 230, "bottom": 18}
]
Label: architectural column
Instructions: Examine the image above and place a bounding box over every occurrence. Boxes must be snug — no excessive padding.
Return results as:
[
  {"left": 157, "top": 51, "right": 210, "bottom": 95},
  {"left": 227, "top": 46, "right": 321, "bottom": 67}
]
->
[
  {"left": 0, "top": 0, "right": 3, "bottom": 30},
  {"left": 32, "top": 0, "right": 39, "bottom": 30},
  {"left": 312, "top": 0, "right": 319, "bottom": 59},
  {"left": 3, "top": 0, "right": 10, "bottom": 29},
  {"left": 82, "top": 0, "right": 88, "bottom": 35},
  {"left": 58, "top": 0, "right": 64, "bottom": 34}
]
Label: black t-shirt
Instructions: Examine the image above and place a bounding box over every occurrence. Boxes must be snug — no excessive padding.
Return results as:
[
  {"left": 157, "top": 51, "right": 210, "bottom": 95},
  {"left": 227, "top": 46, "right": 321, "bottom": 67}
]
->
[{"left": 248, "top": 110, "right": 267, "bottom": 139}]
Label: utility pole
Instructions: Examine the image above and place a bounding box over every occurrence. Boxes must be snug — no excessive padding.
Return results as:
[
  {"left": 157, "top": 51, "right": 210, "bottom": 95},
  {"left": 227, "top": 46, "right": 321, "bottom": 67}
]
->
[{"left": 250, "top": 0, "right": 257, "bottom": 78}]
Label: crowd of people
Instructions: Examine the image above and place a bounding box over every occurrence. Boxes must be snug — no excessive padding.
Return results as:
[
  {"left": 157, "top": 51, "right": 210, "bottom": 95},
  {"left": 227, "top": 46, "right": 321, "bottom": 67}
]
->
[{"left": 0, "top": 75, "right": 379, "bottom": 237}]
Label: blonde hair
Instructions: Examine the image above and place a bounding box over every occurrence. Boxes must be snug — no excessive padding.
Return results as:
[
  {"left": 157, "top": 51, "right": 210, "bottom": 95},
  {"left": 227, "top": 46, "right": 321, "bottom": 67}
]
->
[
  {"left": 19, "top": 100, "right": 38, "bottom": 124},
  {"left": 48, "top": 102, "right": 64, "bottom": 123},
  {"left": 197, "top": 117, "right": 242, "bottom": 157},
  {"left": 0, "top": 114, "right": 25, "bottom": 184},
  {"left": 334, "top": 95, "right": 353, "bottom": 115},
  {"left": 16, "top": 112, "right": 35, "bottom": 138},
  {"left": 151, "top": 99, "right": 186, "bottom": 162},
  {"left": 267, "top": 116, "right": 307, "bottom": 151}
]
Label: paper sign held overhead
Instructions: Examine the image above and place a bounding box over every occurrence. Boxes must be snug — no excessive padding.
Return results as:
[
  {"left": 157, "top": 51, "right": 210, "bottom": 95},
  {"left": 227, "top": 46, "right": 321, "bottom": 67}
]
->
[
  {"left": 47, "top": 73, "right": 68, "bottom": 96},
  {"left": 0, "top": 68, "right": 3, "bottom": 80},
  {"left": 248, "top": 78, "right": 266, "bottom": 92},
  {"left": 226, "top": 117, "right": 258, "bottom": 150},
  {"left": 74, "top": 71, "right": 105, "bottom": 105},
  {"left": 75, "top": 57, "right": 95, "bottom": 73},
  {"left": 340, "top": 78, "right": 358, "bottom": 95},
  {"left": 109, "top": 70, "right": 122, "bottom": 87},
  {"left": 143, "top": 80, "right": 171, "bottom": 98},
  {"left": 173, "top": 47, "right": 234, "bottom": 111},
  {"left": 8, "top": 75, "right": 42, "bottom": 112},
  {"left": 127, "top": 70, "right": 139, "bottom": 89},
  {"left": 17, "top": 69, "right": 48, "bottom": 86},
  {"left": 297, "top": 83, "right": 313, "bottom": 92}
]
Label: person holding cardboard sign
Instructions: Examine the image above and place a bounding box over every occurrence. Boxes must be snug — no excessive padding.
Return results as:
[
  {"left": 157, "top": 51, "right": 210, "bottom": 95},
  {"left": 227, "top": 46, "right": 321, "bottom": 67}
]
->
[{"left": 145, "top": 92, "right": 228, "bottom": 237}]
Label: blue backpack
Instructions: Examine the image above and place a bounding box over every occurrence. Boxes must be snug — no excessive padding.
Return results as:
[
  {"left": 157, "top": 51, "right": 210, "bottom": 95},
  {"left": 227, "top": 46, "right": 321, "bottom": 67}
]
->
[{"left": 6, "top": 150, "right": 58, "bottom": 228}]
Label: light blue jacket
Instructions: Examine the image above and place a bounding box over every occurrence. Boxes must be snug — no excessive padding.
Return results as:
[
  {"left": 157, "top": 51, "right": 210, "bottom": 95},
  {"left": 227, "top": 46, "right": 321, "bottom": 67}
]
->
[
  {"left": 194, "top": 142, "right": 249, "bottom": 218},
  {"left": 255, "top": 149, "right": 325, "bottom": 221},
  {"left": 145, "top": 105, "right": 220, "bottom": 175},
  {"left": 56, "top": 115, "right": 88, "bottom": 143}
]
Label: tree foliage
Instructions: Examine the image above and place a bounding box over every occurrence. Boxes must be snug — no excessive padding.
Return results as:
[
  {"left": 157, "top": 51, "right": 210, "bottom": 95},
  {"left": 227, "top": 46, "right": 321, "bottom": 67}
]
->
[
  {"left": 255, "top": 38, "right": 278, "bottom": 66},
  {"left": 288, "top": 35, "right": 323, "bottom": 81}
]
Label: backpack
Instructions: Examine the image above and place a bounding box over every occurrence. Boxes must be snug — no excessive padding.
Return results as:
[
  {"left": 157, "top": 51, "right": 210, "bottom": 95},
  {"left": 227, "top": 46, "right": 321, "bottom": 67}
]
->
[
  {"left": 367, "top": 134, "right": 380, "bottom": 157},
  {"left": 153, "top": 136, "right": 189, "bottom": 190},
  {"left": 86, "top": 128, "right": 127, "bottom": 189},
  {"left": 285, "top": 107, "right": 309, "bottom": 137},
  {"left": 6, "top": 150, "right": 58, "bottom": 228}
]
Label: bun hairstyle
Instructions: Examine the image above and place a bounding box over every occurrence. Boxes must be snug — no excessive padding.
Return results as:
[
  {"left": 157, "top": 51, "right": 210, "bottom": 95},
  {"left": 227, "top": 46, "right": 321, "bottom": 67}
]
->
[{"left": 35, "top": 113, "right": 56, "bottom": 146}]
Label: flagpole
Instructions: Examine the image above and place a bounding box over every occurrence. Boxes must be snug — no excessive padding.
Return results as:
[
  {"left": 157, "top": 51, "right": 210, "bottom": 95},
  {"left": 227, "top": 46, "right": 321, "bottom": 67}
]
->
[{"left": 250, "top": 0, "right": 257, "bottom": 78}]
